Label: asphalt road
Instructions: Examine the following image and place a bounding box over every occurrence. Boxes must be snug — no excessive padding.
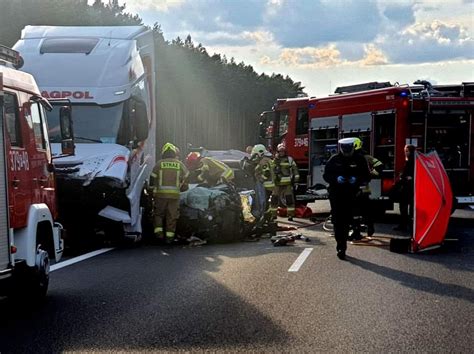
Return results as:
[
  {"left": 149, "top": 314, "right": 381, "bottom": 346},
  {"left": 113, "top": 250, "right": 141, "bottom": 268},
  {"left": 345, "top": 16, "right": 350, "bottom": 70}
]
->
[{"left": 1, "top": 214, "right": 473, "bottom": 353}]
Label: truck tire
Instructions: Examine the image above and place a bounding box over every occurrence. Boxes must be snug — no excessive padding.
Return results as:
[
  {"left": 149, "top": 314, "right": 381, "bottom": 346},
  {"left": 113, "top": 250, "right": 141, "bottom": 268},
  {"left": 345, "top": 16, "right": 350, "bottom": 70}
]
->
[
  {"left": 31, "top": 246, "right": 50, "bottom": 299},
  {"left": 12, "top": 244, "right": 50, "bottom": 303}
]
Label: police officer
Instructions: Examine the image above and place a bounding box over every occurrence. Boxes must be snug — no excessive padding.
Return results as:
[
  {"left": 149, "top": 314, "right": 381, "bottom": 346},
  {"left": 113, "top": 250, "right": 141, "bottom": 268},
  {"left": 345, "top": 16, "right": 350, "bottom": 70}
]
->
[
  {"left": 151, "top": 143, "right": 189, "bottom": 243},
  {"left": 323, "top": 138, "right": 370, "bottom": 260},
  {"left": 270, "top": 144, "right": 299, "bottom": 221},
  {"left": 352, "top": 137, "right": 384, "bottom": 238}
]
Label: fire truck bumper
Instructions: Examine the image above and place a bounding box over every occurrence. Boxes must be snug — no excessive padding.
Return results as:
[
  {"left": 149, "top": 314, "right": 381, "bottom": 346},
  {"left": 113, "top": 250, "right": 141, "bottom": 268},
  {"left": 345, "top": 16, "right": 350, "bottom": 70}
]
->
[{"left": 455, "top": 196, "right": 474, "bottom": 209}]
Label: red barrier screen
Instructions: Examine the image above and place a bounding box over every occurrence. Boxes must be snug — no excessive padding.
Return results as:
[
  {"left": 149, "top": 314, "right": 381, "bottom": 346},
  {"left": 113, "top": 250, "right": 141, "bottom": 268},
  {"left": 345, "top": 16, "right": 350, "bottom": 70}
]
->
[{"left": 413, "top": 152, "right": 453, "bottom": 252}]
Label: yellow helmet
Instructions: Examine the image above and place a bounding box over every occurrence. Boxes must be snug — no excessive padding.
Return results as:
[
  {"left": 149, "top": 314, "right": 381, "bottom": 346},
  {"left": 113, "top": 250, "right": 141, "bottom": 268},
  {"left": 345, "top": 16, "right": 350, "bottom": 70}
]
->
[
  {"left": 353, "top": 138, "right": 363, "bottom": 151},
  {"left": 162, "top": 142, "right": 177, "bottom": 155}
]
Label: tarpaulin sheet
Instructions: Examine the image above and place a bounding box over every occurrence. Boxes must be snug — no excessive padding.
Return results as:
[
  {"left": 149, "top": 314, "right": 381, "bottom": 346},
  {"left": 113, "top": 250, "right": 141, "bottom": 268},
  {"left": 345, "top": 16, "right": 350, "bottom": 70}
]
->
[{"left": 413, "top": 151, "right": 453, "bottom": 252}]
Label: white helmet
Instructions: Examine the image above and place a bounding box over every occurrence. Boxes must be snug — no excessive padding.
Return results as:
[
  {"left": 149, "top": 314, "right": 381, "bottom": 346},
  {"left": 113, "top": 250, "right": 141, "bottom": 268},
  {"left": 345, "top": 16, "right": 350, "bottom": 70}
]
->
[
  {"left": 251, "top": 144, "right": 268, "bottom": 157},
  {"left": 338, "top": 137, "right": 356, "bottom": 156}
]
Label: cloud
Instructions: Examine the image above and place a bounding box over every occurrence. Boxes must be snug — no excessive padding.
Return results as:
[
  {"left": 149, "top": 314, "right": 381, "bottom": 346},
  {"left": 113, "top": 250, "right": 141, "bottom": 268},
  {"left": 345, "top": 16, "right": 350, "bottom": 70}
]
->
[
  {"left": 360, "top": 44, "right": 388, "bottom": 65},
  {"left": 380, "top": 20, "right": 474, "bottom": 63},
  {"left": 118, "top": 0, "right": 185, "bottom": 12},
  {"left": 259, "top": 43, "right": 388, "bottom": 68},
  {"left": 260, "top": 45, "right": 342, "bottom": 67},
  {"left": 263, "top": 0, "right": 386, "bottom": 47},
  {"left": 382, "top": 3, "right": 415, "bottom": 27},
  {"left": 242, "top": 31, "right": 274, "bottom": 45}
]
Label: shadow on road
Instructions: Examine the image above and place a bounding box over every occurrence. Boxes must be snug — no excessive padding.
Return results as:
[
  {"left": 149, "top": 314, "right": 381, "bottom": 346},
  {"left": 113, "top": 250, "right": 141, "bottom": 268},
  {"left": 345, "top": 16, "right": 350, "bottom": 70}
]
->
[
  {"left": 348, "top": 257, "right": 474, "bottom": 304},
  {"left": 0, "top": 244, "right": 294, "bottom": 352}
]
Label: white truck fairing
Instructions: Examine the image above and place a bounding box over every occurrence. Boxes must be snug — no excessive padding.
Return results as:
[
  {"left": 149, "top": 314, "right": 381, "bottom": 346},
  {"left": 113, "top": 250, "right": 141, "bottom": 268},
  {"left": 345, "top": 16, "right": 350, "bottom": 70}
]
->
[{"left": 14, "top": 26, "right": 156, "bottom": 235}]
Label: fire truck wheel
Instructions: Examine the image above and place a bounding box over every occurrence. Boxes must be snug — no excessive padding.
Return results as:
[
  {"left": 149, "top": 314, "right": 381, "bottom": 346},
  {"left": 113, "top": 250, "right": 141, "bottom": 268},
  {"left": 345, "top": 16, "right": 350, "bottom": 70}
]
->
[
  {"left": 32, "top": 246, "right": 50, "bottom": 299},
  {"left": 11, "top": 245, "right": 50, "bottom": 303}
]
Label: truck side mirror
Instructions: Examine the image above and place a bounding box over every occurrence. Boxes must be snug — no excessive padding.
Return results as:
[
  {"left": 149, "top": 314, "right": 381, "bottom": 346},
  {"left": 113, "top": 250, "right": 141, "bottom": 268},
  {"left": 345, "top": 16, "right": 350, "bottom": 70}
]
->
[
  {"left": 59, "top": 106, "right": 75, "bottom": 155},
  {"left": 258, "top": 121, "right": 266, "bottom": 139},
  {"left": 131, "top": 98, "right": 149, "bottom": 142}
]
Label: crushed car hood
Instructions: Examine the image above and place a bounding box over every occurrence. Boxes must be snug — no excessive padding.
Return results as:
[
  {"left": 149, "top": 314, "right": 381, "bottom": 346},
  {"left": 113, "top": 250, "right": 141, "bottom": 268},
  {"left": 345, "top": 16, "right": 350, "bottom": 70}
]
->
[{"left": 51, "top": 143, "right": 129, "bottom": 186}]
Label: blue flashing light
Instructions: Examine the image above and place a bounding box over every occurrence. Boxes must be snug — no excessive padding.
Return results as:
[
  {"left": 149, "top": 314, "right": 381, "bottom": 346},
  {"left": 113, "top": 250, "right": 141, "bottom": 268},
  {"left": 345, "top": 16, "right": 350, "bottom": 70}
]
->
[
  {"left": 309, "top": 103, "right": 316, "bottom": 109},
  {"left": 400, "top": 91, "right": 408, "bottom": 97}
]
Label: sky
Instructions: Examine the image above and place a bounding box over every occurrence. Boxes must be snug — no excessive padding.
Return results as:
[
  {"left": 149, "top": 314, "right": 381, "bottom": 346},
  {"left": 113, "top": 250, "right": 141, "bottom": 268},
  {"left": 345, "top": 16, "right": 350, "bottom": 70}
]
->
[{"left": 101, "top": 0, "right": 473, "bottom": 97}]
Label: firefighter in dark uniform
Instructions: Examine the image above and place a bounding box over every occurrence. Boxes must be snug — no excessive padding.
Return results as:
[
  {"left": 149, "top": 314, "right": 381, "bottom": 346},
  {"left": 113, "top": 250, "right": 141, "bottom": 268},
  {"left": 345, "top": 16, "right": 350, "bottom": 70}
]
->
[
  {"left": 323, "top": 138, "right": 370, "bottom": 260},
  {"left": 270, "top": 144, "right": 299, "bottom": 221},
  {"left": 151, "top": 143, "right": 189, "bottom": 243}
]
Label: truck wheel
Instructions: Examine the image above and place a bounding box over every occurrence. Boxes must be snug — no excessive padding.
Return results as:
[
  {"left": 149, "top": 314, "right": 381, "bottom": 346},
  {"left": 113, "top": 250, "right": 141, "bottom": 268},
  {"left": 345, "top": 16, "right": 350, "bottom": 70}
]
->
[
  {"left": 12, "top": 245, "right": 50, "bottom": 303},
  {"left": 32, "top": 246, "right": 50, "bottom": 299}
]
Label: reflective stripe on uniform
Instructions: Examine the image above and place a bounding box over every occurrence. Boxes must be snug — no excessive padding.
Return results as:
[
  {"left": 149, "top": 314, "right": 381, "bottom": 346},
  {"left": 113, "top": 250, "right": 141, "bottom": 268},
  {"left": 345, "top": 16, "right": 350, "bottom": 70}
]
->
[
  {"left": 154, "top": 227, "right": 163, "bottom": 234},
  {"left": 223, "top": 168, "right": 233, "bottom": 179},
  {"left": 278, "top": 176, "right": 291, "bottom": 184},
  {"left": 166, "top": 231, "right": 175, "bottom": 238},
  {"left": 151, "top": 172, "right": 158, "bottom": 178},
  {"left": 155, "top": 189, "right": 180, "bottom": 195},
  {"left": 263, "top": 181, "right": 275, "bottom": 188},
  {"left": 160, "top": 161, "right": 181, "bottom": 169}
]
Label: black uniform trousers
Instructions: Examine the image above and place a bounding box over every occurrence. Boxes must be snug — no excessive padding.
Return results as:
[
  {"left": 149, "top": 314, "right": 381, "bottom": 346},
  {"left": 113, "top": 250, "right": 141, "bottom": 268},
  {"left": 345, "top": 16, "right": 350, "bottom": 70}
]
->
[{"left": 329, "top": 192, "right": 357, "bottom": 253}]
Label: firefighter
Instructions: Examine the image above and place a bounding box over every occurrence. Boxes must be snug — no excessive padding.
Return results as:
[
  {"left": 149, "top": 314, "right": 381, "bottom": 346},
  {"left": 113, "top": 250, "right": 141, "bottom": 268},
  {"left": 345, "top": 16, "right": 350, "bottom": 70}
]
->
[
  {"left": 351, "top": 137, "right": 384, "bottom": 239},
  {"left": 270, "top": 144, "right": 299, "bottom": 221},
  {"left": 323, "top": 138, "right": 370, "bottom": 260},
  {"left": 185, "top": 152, "right": 234, "bottom": 187},
  {"left": 151, "top": 143, "right": 189, "bottom": 243},
  {"left": 251, "top": 144, "right": 275, "bottom": 220}
]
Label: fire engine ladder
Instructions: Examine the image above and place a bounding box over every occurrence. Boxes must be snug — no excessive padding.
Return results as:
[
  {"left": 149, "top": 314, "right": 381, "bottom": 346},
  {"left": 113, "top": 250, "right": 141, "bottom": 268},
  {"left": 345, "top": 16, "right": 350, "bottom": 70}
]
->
[{"left": 406, "top": 85, "right": 429, "bottom": 113}]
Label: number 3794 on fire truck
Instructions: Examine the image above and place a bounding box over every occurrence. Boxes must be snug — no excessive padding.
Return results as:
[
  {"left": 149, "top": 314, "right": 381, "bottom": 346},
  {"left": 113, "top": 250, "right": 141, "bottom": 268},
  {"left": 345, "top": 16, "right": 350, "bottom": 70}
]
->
[{"left": 0, "top": 45, "right": 74, "bottom": 301}]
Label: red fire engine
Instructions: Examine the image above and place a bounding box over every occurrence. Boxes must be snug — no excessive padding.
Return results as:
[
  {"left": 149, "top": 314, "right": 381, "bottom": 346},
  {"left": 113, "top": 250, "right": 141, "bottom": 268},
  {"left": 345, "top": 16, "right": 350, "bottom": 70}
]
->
[
  {"left": 0, "top": 45, "right": 73, "bottom": 300},
  {"left": 308, "top": 81, "right": 474, "bottom": 209},
  {"left": 258, "top": 97, "right": 310, "bottom": 194}
]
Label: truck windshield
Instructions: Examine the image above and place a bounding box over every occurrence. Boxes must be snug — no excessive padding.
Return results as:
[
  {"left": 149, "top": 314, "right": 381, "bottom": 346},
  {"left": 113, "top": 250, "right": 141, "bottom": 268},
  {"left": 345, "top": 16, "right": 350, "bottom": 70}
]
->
[{"left": 46, "top": 103, "right": 125, "bottom": 144}]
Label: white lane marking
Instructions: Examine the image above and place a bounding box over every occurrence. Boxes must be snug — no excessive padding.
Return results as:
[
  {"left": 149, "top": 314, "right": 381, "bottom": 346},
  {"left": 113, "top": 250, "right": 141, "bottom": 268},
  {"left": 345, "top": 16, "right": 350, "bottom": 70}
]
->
[
  {"left": 50, "top": 248, "right": 114, "bottom": 272},
  {"left": 288, "top": 248, "right": 313, "bottom": 272},
  {"left": 161, "top": 251, "right": 170, "bottom": 256}
]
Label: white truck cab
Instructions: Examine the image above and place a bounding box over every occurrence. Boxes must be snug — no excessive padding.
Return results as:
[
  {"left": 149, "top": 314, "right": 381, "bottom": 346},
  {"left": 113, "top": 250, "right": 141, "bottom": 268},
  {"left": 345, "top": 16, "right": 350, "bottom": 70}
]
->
[{"left": 14, "top": 26, "right": 156, "bottom": 241}]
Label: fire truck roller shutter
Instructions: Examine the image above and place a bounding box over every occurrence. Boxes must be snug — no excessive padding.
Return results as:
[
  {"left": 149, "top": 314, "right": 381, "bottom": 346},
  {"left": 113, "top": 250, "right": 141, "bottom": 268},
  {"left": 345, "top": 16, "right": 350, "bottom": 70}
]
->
[
  {"left": 0, "top": 84, "right": 10, "bottom": 272},
  {"left": 310, "top": 116, "right": 339, "bottom": 130},
  {"left": 309, "top": 116, "right": 339, "bottom": 189},
  {"left": 341, "top": 112, "right": 372, "bottom": 133}
]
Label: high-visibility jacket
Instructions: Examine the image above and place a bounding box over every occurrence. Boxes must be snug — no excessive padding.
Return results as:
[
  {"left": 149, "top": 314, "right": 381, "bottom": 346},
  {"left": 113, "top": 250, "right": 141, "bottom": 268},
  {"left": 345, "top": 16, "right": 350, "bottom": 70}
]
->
[
  {"left": 360, "top": 150, "right": 383, "bottom": 178},
  {"left": 358, "top": 150, "right": 384, "bottom": 193},
  {"left": 273, "top": 155, "right": 299, "bottom": 186},
  {"left": 151, "top": 158, "right": 189, "bottom": 199},
  {"left": 255, "top": 156, "right": 275, "bottom": 190},
  {"left": 198, "top": 157, "right": 234, "bottom": 185}
]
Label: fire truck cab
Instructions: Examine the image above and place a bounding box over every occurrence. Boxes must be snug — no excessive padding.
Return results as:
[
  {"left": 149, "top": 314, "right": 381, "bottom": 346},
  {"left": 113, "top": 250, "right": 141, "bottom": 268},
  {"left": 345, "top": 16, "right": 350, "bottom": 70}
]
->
[
  {"left": 308, "top": 81, "right": 474, "bottom": 209},
  {"left": 0, "top": 46, "right": 71, "bottom": 300},
  {"left": 258, "top": 97, "right": 310, "bottom": 195}
]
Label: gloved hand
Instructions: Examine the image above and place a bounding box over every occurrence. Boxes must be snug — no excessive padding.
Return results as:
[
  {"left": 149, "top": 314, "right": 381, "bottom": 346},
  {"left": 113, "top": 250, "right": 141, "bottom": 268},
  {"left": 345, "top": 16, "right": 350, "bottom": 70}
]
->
[
  {"left": 349, "top": 176, "right": 357, "bottom": 185},
  {"left": 337, "top": 176, "right": 346, "bottom": 184}
]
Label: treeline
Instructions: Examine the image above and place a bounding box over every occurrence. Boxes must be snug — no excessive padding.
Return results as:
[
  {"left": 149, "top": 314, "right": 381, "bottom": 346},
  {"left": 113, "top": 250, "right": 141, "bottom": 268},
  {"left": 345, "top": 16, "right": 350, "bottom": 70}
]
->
[{"left": 0, "top": 0, "right": 305, "bottom": 150}]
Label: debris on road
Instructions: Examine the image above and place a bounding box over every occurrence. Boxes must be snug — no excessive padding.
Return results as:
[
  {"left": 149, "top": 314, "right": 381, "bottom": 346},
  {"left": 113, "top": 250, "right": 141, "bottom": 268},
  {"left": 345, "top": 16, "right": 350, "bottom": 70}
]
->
[{"left": 271, "top": 233, "right": 311, "bottom": 246}]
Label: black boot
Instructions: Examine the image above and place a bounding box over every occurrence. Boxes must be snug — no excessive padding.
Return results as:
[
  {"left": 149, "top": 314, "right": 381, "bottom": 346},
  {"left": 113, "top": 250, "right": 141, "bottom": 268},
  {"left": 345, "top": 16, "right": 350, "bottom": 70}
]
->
[{"left": 337, "top": 250, "right": 346, "bottom": 260}]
